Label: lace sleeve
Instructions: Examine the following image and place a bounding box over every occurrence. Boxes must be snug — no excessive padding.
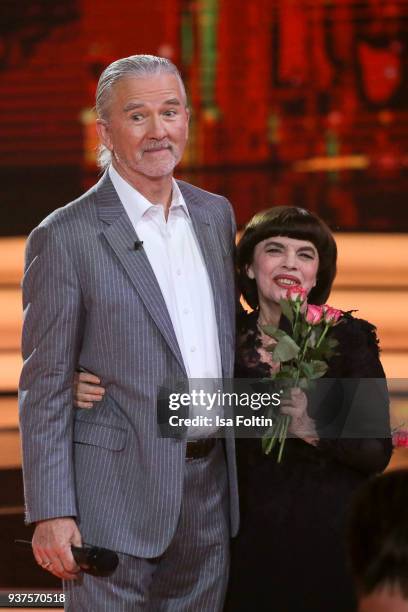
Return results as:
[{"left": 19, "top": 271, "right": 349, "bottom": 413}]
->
[
  {"left": 328, "top": 314, "right": 386, "bottom": 378},
  {"left": 317, "top": 315, "right": 392, "bottom": 474},
  {"left": 235, "top": 311, "right": 276, "bottom": 378}
]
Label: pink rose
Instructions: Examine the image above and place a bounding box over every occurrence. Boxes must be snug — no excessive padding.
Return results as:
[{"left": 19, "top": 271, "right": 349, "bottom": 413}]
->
[
  {"left": 323, "top": 305, "right": 343, "bottom": 325},
  {"left": 305, "top": 304, "right": 324, "bottom": 325},
  {"left": 286, "top": 286, "right": 307, "bottom": 304},
  {"left": 392, "top": 431, "right": 408, "bottom": 448}
]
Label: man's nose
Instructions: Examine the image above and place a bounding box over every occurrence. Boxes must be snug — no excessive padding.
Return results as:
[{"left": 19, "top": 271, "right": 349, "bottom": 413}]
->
[{"left": 147, "top": 115, "right": 167, "bottom": 139}]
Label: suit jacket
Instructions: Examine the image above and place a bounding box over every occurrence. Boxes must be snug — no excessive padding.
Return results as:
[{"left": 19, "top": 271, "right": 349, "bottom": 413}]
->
[{"left": 19, "top": 172, "right": 239, "bottom": 558}]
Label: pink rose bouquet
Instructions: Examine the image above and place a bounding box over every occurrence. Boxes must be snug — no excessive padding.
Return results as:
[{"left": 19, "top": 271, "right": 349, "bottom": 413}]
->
[{"left": 260, "top": 291, "right": 343, "bottom": 461}]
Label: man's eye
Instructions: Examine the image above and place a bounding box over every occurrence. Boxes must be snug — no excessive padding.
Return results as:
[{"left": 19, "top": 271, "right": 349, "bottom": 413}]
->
[
  {"left": 131, "top": 114, "right": 144, "bottom": 121},
  {"left": 163, "top": 110, "right": 177, "bottom": 117}
]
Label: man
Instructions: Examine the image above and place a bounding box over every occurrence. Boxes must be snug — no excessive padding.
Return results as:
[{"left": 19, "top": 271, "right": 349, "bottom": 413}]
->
[{"left": 19, "top": 54, "right": 238, "bottom": 610}]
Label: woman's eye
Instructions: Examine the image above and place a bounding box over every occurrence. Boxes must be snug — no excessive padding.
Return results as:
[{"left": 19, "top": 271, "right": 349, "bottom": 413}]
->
[
  {"left": 299, "top": 253, "right": 314, "bottom": 260},
  {"left": 266, "top": 248, "right": 281, "bottom": 254},
  {"left": 299, "top": 253, "right": 315, "bottom": 261}
]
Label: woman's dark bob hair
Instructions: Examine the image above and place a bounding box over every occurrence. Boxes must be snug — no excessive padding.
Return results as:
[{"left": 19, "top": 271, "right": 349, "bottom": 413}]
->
[{"left": 237, "top": 206, "right": 337, "bottom": 309}]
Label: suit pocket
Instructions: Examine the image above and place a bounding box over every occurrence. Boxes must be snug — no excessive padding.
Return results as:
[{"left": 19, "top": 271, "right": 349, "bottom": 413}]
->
[{"left": 73, "top": 419, "right": 127, "bottom": 451}]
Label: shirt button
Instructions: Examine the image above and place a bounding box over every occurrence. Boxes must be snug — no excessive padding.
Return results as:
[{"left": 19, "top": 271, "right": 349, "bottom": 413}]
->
[
  {"left": 176, "top": 269, "right": 182, "bottom": 276},
  {"left": 190, "top": 346, "right": 196, "bottom": 352},
  {"left": 183, "top": 308, "right": 189, "bottom": 315}
]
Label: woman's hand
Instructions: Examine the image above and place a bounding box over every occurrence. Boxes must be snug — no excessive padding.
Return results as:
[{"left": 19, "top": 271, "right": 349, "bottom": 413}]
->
[
  {"left": 280, "top": 387, "right": 319, "bottom": 446},
  {"left": 73, "top": 371, "right": 105, "bottom": 408}
]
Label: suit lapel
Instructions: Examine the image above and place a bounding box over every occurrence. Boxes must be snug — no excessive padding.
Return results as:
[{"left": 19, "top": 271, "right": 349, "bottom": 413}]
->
[
  {"left": 178, "top": 181, "right": 231, "bottom": 377},
  {"left": 95, "top": 173, "right": 186, "bottom": 374}
]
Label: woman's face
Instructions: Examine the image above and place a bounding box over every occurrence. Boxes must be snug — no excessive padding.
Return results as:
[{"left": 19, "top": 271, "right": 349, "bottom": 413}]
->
[{"left": 247, "top": 235, "right": 319, "bottom": 306}]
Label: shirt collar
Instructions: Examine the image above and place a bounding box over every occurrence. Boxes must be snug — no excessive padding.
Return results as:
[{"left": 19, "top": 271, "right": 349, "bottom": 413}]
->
[
  {"left": 108, "top": 165, "right": 190, "bottom": 225},
  {"left": 171, "top": 179, "right": 190, "bottom": 217}
]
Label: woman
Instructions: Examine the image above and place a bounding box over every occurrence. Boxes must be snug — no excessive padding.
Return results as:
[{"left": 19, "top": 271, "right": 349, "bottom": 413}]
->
[
  {"left": 74, "top": 206, "right": 392, "bottom": 611},
  {"left": 225, "top": 206, "right": 392, "bottom": 612}
]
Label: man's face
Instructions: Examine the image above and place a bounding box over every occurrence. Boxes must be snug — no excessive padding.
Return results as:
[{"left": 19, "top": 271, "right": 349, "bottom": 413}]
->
[{"left": 97, "top": 73, "right": 189, "bottom": 182}]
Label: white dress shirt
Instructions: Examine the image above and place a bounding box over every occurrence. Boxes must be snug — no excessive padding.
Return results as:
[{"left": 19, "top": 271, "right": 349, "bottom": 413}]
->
[{"left": 108, "top": 165, "right": 222, "bottom": 438}]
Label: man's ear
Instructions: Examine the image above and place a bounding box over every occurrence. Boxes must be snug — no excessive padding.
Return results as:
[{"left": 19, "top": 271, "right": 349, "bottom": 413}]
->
[
  {"left": 96, "top": 119, "right": 113, "bottom": 151},
  {"left": 246, "top": 264, "right": 255, "bottom": 280}
]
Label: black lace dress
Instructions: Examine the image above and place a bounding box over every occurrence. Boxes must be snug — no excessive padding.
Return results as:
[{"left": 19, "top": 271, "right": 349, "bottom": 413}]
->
[{"left": 224, "top": 312, "right": 393, "bottom": 612}]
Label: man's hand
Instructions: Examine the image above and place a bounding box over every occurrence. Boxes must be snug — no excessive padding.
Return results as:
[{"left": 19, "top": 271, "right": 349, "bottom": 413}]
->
[
  {"left": 32, "top": 517, "right": 82, "bottom": 580},
  {"left": 73, "top": 371, "right": 105, "bottom": 408}
]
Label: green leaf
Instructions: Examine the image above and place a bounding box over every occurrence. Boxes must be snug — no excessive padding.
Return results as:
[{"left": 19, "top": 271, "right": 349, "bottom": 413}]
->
[
  {"left": 300, "top": 362, "right": 314, "bottom": 378},
  {"left": 260, "top": 326, "right": 288, "bottom": 341},
  {"left": 279, "top": 365, "right": 297, "bottom": 376},
  {"left": 273, "top": 366, "right": 297, "bottom": 381},
  {"left": 272, "top": 335, "right": 300, "bottom": 362},
  {"left": 308, "top": 360, "right": 328, "bottom": 379},
  {"left": 310, "top": 332, "right": 339, "bottom": 359},
  {"left": 279, "top": 299, "right": 294, "bottom": 325},
  {"left": 297, "top": 377, "right": 309, "bottom": 390}
]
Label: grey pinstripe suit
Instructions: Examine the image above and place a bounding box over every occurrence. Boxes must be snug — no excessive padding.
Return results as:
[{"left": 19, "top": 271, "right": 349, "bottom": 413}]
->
[{"left": 19, "top": 172, "right": 239, "bottom": 609}]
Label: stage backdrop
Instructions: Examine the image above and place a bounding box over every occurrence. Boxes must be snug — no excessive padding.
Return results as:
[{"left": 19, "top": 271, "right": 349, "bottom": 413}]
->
[{"left": 0, "top": 0, "right": 407, "bottom": 232}]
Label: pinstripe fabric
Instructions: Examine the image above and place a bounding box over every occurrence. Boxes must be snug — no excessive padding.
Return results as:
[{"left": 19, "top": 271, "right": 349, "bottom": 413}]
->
[
  {"left": 63, "top": 441, "right": 229, "bottom": 611},
  {"left": 18, "top": 172, "right": 239, "bottom": 564}
]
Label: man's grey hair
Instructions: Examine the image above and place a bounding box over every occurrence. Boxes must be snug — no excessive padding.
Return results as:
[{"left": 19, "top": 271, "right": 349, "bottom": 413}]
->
[{"left": 95, "top": 54, "right": 188, "bottom": 170}]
